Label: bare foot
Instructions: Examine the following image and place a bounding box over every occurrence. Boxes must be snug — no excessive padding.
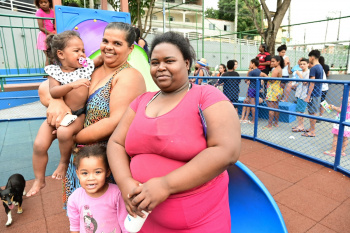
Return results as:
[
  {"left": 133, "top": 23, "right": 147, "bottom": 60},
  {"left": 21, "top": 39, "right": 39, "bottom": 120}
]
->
[
  {"left": 26, "top": 179, "right": 45, "bottom": 197},
  {"left": 52, "top": 162, "right": 68, "bottom": 180}
]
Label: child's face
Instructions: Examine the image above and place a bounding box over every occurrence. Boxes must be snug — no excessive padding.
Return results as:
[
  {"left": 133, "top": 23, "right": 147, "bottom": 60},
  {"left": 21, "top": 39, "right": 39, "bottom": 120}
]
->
[
  {"left": 57, "top": 37, "right": 86, "bottom": 70},
  {"left": 76, "top": 156, "right": 110, "bottom": 198},
  {"left": 300, "top": 61, "right": 308, "bottom": 71},
  {"left": 219, "top": 65, "right": 224, "bottom": 73},
  {"left": 270, "top": 58, "right": 278, "bottom": 68},
  {"left": 39, "top": 0, "right": 50, "bottom": 11}
]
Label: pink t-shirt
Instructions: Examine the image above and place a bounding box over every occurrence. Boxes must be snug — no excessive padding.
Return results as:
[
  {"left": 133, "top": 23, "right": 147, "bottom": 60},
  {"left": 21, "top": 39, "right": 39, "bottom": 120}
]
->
[
  {"left": 126, "top": 84, "right": 229, "bottom": 195},
  {"left": 67, "top": 184, "right": 128, "bottom": 233},
  {"left": 35, "top": 8, "right": 55, "bottom": 32}
]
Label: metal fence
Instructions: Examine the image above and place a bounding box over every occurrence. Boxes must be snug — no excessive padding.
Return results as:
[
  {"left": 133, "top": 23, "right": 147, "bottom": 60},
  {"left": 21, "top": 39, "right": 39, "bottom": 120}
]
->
[{"left": 189, "top": 75, "right": 350, "bottom": 176}]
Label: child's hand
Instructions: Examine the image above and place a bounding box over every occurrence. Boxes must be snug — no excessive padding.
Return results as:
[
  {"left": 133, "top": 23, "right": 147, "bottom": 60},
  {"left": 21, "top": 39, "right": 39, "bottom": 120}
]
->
[{"left": 70, "top": 79, "right": 90, "bottom": 89}]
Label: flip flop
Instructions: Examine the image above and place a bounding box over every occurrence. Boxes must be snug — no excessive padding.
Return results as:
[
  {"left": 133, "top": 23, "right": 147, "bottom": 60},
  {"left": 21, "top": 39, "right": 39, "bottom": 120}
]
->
[
  {"left": 301, "top": 129, "right": 310, "bottom": 132},
  {"left": 301, "top": 132, "right": 315, "bottom": 137},
  {"left": 323, "top": 151, "right": 332, "bottom": 155},
  {"left": 292, "top": 128, "right": 304, "bottom": 133},
  {"left": 342, "top": 152, "right": 347, "bottom": 156},
  {"left": 262, "top": 126, "right": 272, "bottom": 130}
]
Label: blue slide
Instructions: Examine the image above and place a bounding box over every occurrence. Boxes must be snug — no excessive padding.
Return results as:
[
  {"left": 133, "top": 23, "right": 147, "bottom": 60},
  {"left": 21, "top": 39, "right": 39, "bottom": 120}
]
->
[{"left": 55, "top": 6, "right": 287, "bottom": 232}]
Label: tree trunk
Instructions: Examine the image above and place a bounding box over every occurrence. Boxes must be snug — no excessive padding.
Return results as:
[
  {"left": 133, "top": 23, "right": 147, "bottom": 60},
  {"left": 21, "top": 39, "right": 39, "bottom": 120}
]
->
[{"left": 89, "top": 0, "right": 94, "bottom": 9}]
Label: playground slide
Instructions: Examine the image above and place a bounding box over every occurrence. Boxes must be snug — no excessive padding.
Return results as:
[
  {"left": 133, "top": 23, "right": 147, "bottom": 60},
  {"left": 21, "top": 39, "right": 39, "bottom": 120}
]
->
[
  {"left": 55, "top": 6, "right": 158, "bottom": 92},
  {"left": 55, "top": 6, "right": 287, "bottom": 232},
  {"left": 228, "top": 161, "right": 288, "bottom": 232}
]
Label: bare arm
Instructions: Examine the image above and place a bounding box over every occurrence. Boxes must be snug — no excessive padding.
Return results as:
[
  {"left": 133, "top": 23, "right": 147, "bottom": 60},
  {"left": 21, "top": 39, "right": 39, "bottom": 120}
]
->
[
  {"left": 330, "top": 105, "right": 342, "bottom": 113},
  {"left": 49, "top": 77, "right": 90, "bottom": 99},
  {"left": 259, "top": 61, "right": 270, "bottom": 66},
  {"left": 305, "top": 76, "right": 315, "bottom": 102},
  {"left": 129, "top": 101, "right": 241, "bottom": 216},
  {"left": 38, "top": 80, "right": 72, "bottom": 128},
  {"left": 75, "top": 68, "right": 146, "bottom": 144},
  {"left": 36, "top": 18, "right": 54, "bottom": 34},
  {"left": 107, "top": 107, "right": 140, "bottom": 216},
  {"left": 93, "top": 55, "right": 103, "bottom": 68}
]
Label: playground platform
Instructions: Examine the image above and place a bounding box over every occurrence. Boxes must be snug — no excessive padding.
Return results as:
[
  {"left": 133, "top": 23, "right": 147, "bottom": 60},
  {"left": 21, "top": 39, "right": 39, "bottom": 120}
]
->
[{"left": 0, "top": 119, "right": 350, "bottom": 232}]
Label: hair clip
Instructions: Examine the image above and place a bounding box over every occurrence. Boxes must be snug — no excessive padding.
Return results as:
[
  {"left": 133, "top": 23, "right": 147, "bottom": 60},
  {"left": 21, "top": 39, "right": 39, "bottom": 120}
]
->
[{"left": 79, "top": 57, "right": 88, "bottom": 67}]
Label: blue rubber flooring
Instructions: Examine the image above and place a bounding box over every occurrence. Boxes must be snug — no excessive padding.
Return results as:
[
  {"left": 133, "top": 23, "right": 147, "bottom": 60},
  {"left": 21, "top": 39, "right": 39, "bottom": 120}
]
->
[{"left": 0, "top": 119, "right": 60, "bottom": 186}]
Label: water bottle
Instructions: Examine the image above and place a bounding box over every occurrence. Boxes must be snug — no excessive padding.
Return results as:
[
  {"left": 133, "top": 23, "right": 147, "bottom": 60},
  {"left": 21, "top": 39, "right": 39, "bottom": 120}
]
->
[{"left": 124, "top": 211, "right": 149, "bottom": 233}]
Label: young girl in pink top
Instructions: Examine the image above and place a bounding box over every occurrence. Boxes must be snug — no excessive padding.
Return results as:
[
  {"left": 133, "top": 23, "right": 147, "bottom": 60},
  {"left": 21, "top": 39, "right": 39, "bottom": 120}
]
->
[
  {"left": 35, "top": 0, "right": 56, "bottom": 66},
  {"left": 68, "top": 145, "right": 128, "bottom": 233}
]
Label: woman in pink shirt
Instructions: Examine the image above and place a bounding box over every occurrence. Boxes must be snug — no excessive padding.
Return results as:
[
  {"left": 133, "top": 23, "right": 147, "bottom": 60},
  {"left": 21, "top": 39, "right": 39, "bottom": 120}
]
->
[{"left": 107, "top": 32, "right": 241, "bottom": 232}]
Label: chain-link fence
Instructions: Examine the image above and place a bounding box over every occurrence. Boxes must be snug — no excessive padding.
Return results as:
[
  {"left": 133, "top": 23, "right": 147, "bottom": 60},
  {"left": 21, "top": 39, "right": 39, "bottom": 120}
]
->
[{"left": 190, "top": 75, "right": 350, "bottom": 175}]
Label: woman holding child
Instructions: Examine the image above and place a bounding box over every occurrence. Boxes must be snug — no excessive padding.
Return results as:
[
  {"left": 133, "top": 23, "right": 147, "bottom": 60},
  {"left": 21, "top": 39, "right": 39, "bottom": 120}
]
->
[
  {"left": 107, "top": 32, "right": 241, "bottom": 232},
  {"left": 28, "top": 22, "right": 146, "bottom": 207}
]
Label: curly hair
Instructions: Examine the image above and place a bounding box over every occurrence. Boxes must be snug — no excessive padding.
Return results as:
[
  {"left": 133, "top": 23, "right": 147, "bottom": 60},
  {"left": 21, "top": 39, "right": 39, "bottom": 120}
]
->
[
  {"left": 34, "top": 0, "right": 53, "bottom": 9},
  {"left": 73, "top": 144, "right": 109, "bottom": 170},
  {"left": 150, "top": 31, "right": 196, "bottom": 74},
  {"left": 277, "top": 44, "right": 287, "bottom": 52},
  {"left": 46, "top": 30, "right": 82, "bottom": 65}
]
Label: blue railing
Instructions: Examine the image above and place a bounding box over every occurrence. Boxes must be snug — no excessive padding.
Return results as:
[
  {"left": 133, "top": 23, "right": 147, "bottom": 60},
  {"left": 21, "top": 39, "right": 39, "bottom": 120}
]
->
[{"left": 190, "top": 76, "right": 350, "bottom": 176}]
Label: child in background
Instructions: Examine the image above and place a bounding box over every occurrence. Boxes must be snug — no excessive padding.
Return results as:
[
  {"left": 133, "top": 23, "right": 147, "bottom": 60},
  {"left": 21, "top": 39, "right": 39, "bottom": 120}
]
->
[
  {"left": 35, "top": 0, "right": 56, "bottom": 66},
  {"left": 68, "top": 145, "right": 128, "bottom": 233},
  {"left": 324, "top": 94, "right": 350, "bottom": 157},
  {"left": 291, "top": 58, "right": 310, "bottom": 132},
  {"left": 27, "top": 31, "right": 98, "bottom": 197},
  {"left": 245, "top": 58, "right": 262, "bottom": 124}
]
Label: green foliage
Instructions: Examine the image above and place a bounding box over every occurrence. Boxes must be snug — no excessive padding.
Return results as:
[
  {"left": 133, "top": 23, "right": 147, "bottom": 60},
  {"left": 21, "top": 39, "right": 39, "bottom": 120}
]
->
[
  {"left": 204, "top": 0, "right": 261, "bottom": 33},
  {"left": 107, "top": 0, "right": 120, "bottom": 11},
  {"left": 62, "top": 0, "right": 99, "bottom": 8},
  {"left": 205, "top": 8, "right": 219, "bottom": 19},
  {"left": 129, "top": 0, "right": 155, "bottom": 26}
]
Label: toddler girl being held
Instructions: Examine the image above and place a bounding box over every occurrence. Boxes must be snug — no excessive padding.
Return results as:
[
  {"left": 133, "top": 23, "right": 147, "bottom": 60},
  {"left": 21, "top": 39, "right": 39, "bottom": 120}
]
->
[
  {"left": 27, "top": 30, "right": 98, "bottom": 197},
  {"left": 68, "top": 145, "right": 128, "bottom": 233}
]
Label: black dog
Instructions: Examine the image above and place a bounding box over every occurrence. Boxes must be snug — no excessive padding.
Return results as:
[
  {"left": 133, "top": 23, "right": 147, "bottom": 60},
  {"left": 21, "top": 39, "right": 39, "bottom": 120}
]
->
[{"left": 0, "top": 174, "right": 26, "bottom": 226}]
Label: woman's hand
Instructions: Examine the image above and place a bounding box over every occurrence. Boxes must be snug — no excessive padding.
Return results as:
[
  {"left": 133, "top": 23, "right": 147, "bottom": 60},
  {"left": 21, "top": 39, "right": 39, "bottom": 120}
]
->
[
  {"left": 129, "top": 177, "right": 170, "bottom": 217},
  {"left": 120, "top": 177, "right": 143, "bottom": 217},
  {"left": 46, "top": 98, "right": 71, "bottom": 128}
]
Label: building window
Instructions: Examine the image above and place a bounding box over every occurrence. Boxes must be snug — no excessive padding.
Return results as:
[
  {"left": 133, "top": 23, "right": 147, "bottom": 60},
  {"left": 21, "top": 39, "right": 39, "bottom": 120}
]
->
[
  {"left": 185, "top": 17, "right": 190, "bottom": 22},
  {"left": 209, "top": 23, "right": 215, "bottom": 30},
  {"left": 152, "top": 15, "right": 157, "bottom": 20},
  {"left": 168, "top": 16, "right": 174, "bottom": 21},
  {"left": 224, "top": 25, "right": 231, "bottom": 31}
]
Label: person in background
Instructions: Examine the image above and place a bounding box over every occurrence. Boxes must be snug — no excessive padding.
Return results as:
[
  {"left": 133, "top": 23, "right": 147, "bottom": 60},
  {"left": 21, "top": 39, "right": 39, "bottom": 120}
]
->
[
  {"left": 323, "top": 92, "right": 350, "bottom": 157},
  {"left": 216, "top": 60, "right": 240, "bottom": 111},
  {"left": 318, "top": 56, "right": 330, "bottom": 121},
  {"left": 134, "top": 27, "right": 149, "bottom": 55},
  {"left": 246, "top": 58, "right": 262, "bottom": 124},
  {"left": 277, "top": 44, "right": 290, "bottom": 89},
  {"left": 257, "top": 43, "right": 271, "bottom": 98},
  {"left": 214, "top": 64, "right": 227, "bottom": 77},
  {"left": 34, "top": 0, "right": 56, "bottom": 66},
  {"left": 291, "top": 58, "right": 310, "bottom": 132},
  {"left": 262, "top": 56, "right": 284, "bottom": 129},
  {"left": 282, "top": 58, "right": 303, "bottom": 102},
  {"left": 193, "top": 58, "right": 210, "bottom": 85},
  {"left": 302, "top": 50, "right": 323, "bottom": 137}
]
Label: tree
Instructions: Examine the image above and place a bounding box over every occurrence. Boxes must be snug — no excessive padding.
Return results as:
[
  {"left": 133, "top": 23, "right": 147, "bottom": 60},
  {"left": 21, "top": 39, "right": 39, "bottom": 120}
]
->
[
  {"left": 243, "top": 0, "right": 291, "bottom": 55},
  {"left": 204, "top": 0, "right": 261, "bottom": 36},
  {"left": 107, "top": 0, "right": 156, "bottom": 39}
]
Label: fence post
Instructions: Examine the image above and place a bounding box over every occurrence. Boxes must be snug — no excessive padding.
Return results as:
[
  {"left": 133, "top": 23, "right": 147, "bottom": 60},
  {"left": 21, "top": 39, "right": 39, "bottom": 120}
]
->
[
  {"left": 334, "top": 83, "right": 350, "bottom": 170},
  {"left": 253, "top": 78, "right": 260, "bottom": 140},
  {"left": 10, "top": 0, "right": 13, "bottom": 11}
]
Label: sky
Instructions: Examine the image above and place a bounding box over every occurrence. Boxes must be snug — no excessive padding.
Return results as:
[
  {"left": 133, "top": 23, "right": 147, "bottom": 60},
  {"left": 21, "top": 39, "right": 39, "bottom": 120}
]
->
[{"left": 204, "top": 0, "right": 350, "bottom": 44}]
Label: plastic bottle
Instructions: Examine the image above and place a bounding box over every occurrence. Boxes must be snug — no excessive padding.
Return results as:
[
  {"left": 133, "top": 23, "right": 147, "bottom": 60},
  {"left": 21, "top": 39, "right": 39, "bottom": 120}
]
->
[{"left": 124, "top": 211, "right": 149, "bottom": 233}]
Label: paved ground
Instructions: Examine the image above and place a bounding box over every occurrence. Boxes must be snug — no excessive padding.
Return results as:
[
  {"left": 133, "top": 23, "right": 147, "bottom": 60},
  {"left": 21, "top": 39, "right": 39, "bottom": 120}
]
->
[{"left": 0, "top": 119, "right": 349, "bottom": 232}]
